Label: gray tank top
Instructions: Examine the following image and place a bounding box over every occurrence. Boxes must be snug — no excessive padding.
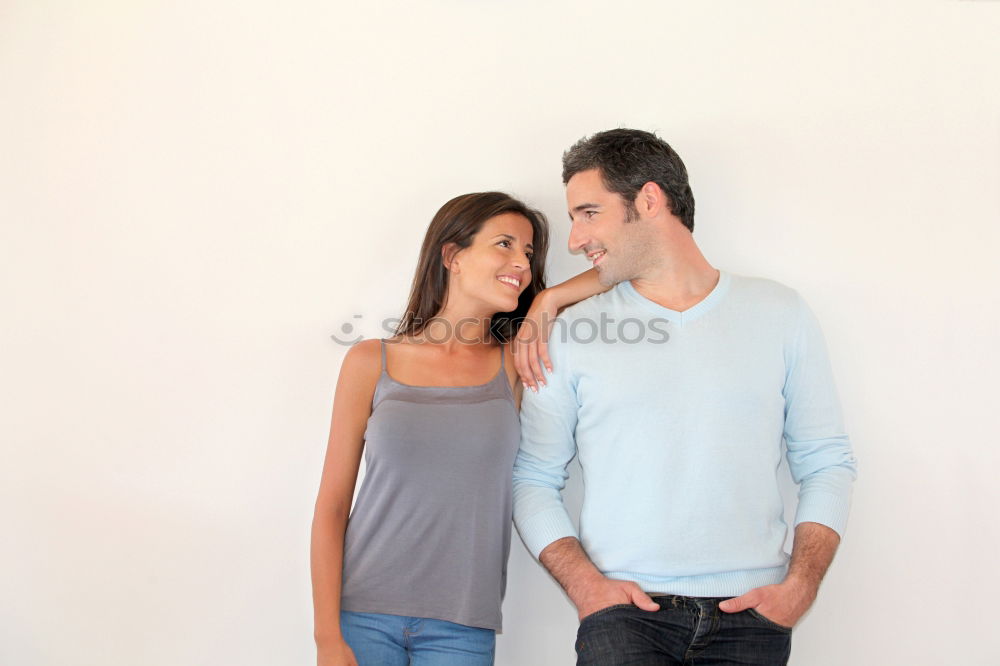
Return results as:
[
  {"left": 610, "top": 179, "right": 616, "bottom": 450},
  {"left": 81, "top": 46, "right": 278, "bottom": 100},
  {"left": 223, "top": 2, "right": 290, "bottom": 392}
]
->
[{"left": 340, "top": 340, "right": 520, "bottom": 631}]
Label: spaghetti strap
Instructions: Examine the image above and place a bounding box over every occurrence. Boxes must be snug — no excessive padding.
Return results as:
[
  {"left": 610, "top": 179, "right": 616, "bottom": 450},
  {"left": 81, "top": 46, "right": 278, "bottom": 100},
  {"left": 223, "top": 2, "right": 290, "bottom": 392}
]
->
[
  {"left": 497, "top": 344, "right": 510, "bottom": 386},
  {"left": 379, "top": 339, "right": 388, "bottom": 374}
]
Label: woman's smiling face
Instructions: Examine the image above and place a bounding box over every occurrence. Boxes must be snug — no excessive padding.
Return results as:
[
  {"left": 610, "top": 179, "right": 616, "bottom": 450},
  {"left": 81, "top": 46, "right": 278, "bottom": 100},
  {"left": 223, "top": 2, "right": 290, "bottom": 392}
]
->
[{"left": 447, "top": 212, "right": 534, "bottom": 315}]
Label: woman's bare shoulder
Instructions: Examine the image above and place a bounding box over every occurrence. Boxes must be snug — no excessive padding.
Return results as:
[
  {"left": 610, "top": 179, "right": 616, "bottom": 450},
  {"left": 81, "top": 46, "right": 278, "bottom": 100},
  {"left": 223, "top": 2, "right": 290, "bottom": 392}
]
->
[{"left": 339, "top": 338, "right": 384, "bottom": 383}]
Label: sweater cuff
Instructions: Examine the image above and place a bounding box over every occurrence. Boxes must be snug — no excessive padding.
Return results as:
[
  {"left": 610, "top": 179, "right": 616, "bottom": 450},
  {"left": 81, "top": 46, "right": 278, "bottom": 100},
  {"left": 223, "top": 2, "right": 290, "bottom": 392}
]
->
[
  {"left": 793, "top": 491, "right": 852, "bottom": 538},
  {"left": 515, "top": 508, "right": 579, "bottom": 559}
]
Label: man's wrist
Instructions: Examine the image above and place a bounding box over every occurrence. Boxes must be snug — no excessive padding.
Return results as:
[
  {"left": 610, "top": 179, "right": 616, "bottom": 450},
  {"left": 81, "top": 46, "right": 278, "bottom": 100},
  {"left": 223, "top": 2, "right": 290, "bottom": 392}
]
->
[
  {"left": 564, "top": 567, "right": 607, "bottom": 605},
  {"left": 539, "top": 537, "right": 606, "bottom": 608},
  {"left": 781, "top": 572, "right": 819, "bottom": 599}
]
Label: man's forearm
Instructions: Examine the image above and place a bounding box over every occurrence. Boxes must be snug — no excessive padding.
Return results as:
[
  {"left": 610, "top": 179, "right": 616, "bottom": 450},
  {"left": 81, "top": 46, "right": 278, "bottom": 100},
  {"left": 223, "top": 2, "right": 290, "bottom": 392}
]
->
[
  {"left": 538, "top": 536, "right": 660, "bottom": 619},
  {"left": 786, "top": 521, "right": 841, "bottom": 592},
  {"left": 719, "top": 521, "right": 842, "bottom": 625},
  {"left": 538, "top": 536, "right": 605, "bottom": 601}
]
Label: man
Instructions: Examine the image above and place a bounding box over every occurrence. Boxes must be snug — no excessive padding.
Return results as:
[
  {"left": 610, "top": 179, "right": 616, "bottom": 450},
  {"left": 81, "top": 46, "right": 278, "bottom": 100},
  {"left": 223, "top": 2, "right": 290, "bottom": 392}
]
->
[{"left": 512, "top": 129, "right": 857, "bottom": 665}]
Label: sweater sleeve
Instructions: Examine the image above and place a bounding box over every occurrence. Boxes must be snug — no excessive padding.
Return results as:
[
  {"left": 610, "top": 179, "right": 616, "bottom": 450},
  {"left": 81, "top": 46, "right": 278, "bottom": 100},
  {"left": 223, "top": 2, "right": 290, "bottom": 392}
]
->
[
  {"left": 512, "top": 332, "right": 581, "bottom": 558},
  {"left": 782, "top": 293, "right": 858, "bottom": 538}
]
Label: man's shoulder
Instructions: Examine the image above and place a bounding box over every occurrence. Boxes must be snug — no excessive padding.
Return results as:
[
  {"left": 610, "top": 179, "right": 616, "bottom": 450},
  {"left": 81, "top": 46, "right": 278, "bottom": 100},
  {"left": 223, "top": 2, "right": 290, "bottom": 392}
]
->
[
  {"left": 541, "top": 286, "right": 630, "bottom": 358},
  {"left": 556, "top": 283, "right": 628, "bottom": 322},
  {"left": 728, "top": 272, "right": 805, "bottom": 313}
]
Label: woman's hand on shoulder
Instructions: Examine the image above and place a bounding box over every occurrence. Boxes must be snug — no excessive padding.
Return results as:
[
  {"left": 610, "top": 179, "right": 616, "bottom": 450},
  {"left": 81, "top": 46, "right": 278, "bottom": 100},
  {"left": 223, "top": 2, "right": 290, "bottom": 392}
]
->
[
  {"left": 513, "top": 268, "right": 608, "bottom": 390},
  {"left": 512, "top": 289, "right": 558, "bottom": 392}
]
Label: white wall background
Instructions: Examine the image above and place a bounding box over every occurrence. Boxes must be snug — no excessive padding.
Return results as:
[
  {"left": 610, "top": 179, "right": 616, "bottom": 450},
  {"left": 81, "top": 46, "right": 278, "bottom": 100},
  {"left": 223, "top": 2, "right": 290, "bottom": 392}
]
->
[{"left": 2, "top": 1, "right": 998, "bottom": 664}]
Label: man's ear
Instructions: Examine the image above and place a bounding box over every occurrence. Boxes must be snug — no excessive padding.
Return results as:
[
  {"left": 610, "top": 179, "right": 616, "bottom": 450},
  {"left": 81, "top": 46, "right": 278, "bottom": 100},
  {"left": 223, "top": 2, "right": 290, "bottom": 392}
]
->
[
  {"left": 442, "top": 242, "right": 461, "bottom": 272},
  {"left": 637, "top": 181, "right": 665, "bottom": 217}
]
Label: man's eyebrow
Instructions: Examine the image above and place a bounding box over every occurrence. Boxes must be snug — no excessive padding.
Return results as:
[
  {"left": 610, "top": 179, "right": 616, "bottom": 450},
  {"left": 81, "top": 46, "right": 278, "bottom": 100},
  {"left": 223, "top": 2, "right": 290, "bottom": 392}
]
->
[{"left": 568, "top": 202, "right": 601, "bottom": 220}]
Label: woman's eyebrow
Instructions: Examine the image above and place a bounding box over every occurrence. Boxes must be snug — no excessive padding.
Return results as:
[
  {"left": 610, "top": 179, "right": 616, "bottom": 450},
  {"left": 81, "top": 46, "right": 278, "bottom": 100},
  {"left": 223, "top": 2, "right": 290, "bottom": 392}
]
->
[{"left": 494, "top": 233, "right": 533, "bottom": 250}]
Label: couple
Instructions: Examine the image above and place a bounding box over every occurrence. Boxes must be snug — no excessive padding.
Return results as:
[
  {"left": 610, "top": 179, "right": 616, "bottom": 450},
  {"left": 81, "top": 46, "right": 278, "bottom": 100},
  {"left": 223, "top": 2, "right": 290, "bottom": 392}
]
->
[{"left": 311, "top": 129, "right": 858, "bottom": 665}]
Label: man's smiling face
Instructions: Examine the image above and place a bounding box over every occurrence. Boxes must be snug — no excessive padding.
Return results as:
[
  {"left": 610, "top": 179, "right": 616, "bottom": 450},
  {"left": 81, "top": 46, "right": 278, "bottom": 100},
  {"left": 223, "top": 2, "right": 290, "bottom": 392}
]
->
[{"left": 566, "top": 168, "right": 651, "bottom": 287}]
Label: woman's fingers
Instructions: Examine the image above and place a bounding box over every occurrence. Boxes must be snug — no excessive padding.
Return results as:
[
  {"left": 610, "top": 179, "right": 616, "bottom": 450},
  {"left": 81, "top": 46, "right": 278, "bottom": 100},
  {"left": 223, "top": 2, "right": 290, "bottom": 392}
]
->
[{"left": 513, "top": 331, "right": 541, "bottom": 391}]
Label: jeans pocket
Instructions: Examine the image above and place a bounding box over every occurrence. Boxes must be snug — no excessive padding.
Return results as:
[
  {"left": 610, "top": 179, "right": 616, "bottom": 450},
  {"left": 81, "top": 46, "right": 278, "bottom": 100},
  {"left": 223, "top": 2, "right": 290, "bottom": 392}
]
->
[
  {"left": 579, "top": 603, "right": 635, "bottom": 625},
  {"left": 746, "top": 608, "right": 793, "bottom": 633}
]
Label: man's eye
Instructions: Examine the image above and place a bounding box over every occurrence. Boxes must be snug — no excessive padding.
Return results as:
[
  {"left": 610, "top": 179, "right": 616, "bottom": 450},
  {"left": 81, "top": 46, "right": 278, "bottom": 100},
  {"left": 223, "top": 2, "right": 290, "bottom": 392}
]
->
[{"left": 586, "top": 211, "right": 597, "bottom": 219}]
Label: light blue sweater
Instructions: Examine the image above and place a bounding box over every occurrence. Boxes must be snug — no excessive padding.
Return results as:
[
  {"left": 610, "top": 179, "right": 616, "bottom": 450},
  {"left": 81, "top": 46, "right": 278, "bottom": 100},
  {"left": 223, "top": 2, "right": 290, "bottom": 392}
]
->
[{"left": 512, "top": 271, "right": 857, "bottom": 596}]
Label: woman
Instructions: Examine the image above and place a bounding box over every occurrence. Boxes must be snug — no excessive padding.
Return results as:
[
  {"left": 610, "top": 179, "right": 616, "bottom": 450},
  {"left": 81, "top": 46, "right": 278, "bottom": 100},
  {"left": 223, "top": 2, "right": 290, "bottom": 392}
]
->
[{"left": 311, "top": 191, "right": 575, "bottom": 666}]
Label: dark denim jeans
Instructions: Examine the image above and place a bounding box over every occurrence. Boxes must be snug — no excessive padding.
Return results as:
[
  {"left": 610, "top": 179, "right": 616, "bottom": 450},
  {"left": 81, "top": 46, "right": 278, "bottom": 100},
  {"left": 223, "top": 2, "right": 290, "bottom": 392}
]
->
[{"left": 575, "top": 595, "right": 791, "bottom": 665}]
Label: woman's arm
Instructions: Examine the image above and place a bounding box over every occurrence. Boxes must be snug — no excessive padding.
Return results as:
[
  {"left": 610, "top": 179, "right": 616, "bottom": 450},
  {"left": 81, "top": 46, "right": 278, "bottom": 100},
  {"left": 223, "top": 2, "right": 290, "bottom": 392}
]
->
[
  {"left": 503, "top": 341, "right": 525, "bottom": 410},
  {"left": 310, "top": 339, "right": 381, "bottom": 666},
  {"left": 513, "top": 268, "right": 609, "bottom": 390}
]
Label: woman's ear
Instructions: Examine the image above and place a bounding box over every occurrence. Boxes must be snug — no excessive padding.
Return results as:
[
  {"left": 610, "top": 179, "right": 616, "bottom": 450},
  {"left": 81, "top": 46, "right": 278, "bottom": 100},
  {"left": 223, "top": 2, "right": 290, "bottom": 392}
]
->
[{"left": 442, "top": 243, "right": 461, "bottom": 272}]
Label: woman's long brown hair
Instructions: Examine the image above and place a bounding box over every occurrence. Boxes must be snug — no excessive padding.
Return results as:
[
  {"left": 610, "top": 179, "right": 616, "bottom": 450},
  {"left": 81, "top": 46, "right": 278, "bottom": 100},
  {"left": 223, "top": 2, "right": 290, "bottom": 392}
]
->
[{"left": 394, "top": 192, "right": 549, "bottom": 343}]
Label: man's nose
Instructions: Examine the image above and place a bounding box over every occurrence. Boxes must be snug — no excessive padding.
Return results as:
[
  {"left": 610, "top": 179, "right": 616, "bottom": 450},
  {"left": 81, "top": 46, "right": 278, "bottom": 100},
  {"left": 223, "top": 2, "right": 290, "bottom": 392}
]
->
[{"left": 568, "top": 220, "right": 586, "bottom": 254}]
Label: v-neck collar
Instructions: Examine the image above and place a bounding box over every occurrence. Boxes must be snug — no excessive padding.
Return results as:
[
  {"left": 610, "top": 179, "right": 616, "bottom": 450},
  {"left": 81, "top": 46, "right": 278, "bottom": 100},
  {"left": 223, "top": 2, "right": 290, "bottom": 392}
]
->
[{"left": 617, "top": 270, "right": 731, "bottom": 326}]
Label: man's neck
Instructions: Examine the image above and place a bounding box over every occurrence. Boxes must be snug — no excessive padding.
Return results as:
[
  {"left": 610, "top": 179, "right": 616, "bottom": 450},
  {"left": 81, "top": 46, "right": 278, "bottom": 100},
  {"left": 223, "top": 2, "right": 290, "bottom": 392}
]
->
[{"left": 629, "top": 256, "right": 720, "bottom": 313}]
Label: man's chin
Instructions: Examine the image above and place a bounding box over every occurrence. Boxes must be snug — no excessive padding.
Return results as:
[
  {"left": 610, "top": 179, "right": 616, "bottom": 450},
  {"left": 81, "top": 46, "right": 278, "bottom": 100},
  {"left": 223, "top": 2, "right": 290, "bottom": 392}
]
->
[{"left": 596, "top": 265, "right": 623, "bottom": 287}]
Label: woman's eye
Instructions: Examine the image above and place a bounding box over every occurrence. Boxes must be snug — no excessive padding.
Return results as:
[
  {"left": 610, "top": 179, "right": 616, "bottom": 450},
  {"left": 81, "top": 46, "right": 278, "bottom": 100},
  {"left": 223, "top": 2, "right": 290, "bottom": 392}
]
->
[
  {"left": 498, "top": 240, "right": 512, "bottom": 248},
  {"left": 526, "top": 254, "right": 534, "bottom": 262}
]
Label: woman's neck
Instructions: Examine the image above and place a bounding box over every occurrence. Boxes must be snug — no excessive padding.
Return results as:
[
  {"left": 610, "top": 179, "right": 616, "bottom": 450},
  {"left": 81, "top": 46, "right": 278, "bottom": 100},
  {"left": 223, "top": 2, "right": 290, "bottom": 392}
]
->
[{"left": 414, "top": 307, "right": 496, "bottom": 348}]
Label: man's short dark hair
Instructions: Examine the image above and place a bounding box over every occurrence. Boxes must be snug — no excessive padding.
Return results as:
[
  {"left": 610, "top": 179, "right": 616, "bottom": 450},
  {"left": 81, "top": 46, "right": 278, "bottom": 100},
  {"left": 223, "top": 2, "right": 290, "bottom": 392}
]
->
[{"left": 562, "top": 128, "right": 696, "bottom": 232}]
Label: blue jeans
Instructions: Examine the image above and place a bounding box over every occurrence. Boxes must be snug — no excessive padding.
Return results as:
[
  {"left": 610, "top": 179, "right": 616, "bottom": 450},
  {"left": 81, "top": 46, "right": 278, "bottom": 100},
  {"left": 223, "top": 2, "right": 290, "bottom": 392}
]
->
[
  {"left": 575, "top": 595, "right": 792, "bottom": 665},
  {"left": 340, "top": 611, "right": 495, "bottom": 665}
]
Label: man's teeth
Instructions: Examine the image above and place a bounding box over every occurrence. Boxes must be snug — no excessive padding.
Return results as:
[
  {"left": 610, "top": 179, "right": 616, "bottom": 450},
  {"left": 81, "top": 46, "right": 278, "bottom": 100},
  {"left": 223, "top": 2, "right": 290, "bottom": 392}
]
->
[
  {"left": 591, "top": 251, "right": 606, "bottom": 261},
  {"left": 498, "top": 276, "right": 520, "bottom": 287}
]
